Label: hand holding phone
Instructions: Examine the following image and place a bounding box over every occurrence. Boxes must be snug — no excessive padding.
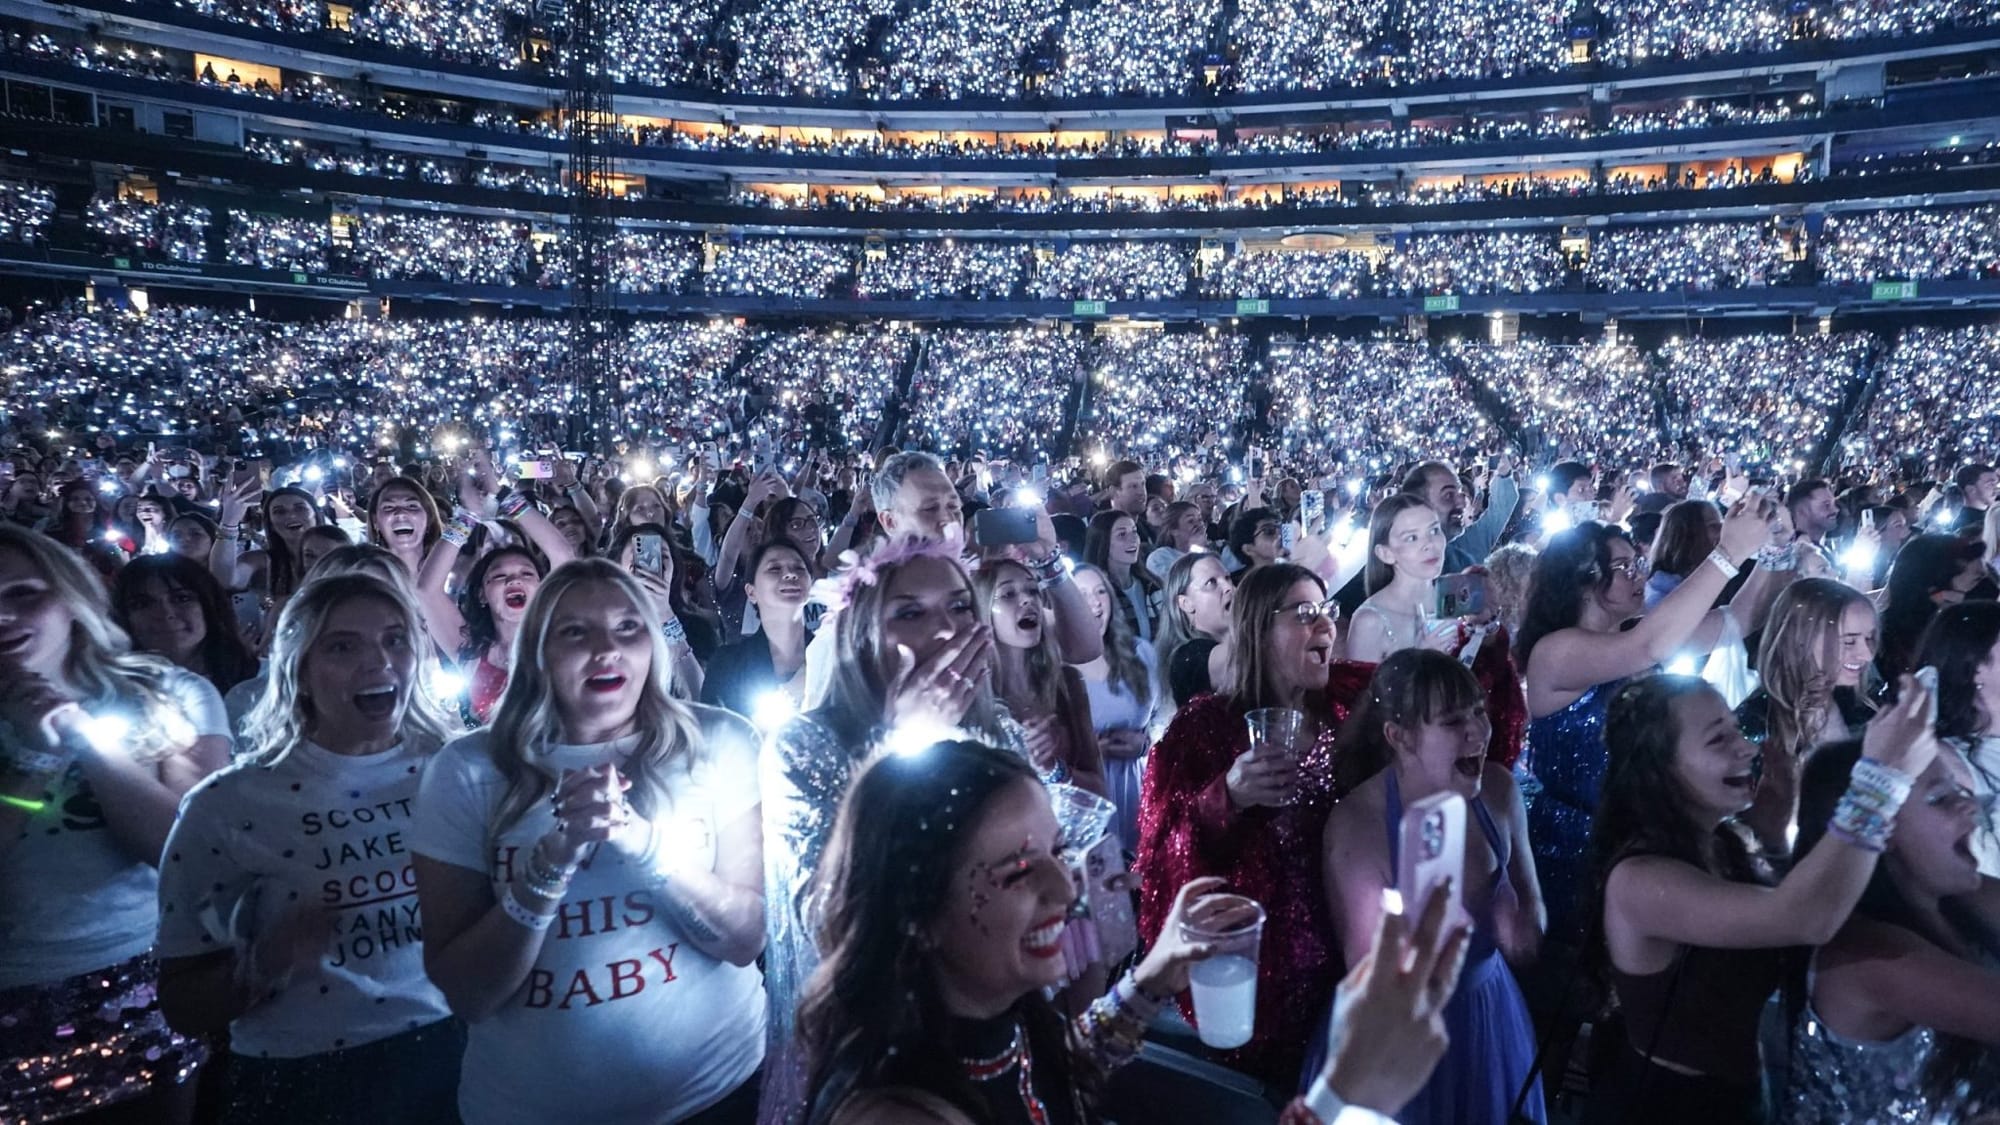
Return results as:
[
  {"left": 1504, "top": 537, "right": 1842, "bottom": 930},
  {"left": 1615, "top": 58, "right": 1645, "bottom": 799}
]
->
[
  {"left": 1395, "top": 792, "right": 1467, "bottom": 932},
  {"left": 633, "top": 532, "right": 666, "bottom": 577},
  {"left": 972, "top": 507, "right": 1040, "bottom": 546}
]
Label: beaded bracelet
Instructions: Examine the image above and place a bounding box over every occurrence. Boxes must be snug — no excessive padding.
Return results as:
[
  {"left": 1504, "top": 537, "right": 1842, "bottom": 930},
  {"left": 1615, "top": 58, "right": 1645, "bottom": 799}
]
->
[
  {"left": 1044, "top": 760, "right": 1072, "bottom": 786},
  {"left": 522, "top": 852, "right": 575, "bottom": 901},
  {"left": 1828, "top": 757, "right": 1915, "bottom": 852},
  {"left": 441, "top": 507, "right": 478, "bottom": 548},
  {"left": 499, "top": 885, "right": 555, "bottom": 931}
]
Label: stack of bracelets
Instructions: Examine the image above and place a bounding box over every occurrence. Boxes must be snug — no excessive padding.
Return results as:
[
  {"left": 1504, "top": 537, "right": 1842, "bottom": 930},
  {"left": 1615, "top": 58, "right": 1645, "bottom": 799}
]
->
[{"left": 1827, "top": 756, "right": 1916, "bottom": 853}]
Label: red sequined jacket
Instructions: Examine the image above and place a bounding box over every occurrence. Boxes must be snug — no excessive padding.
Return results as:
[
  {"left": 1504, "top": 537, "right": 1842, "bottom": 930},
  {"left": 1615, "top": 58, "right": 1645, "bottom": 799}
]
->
[{"left": 1131, "top": 665, "right": 1371, "bottom": 1087}]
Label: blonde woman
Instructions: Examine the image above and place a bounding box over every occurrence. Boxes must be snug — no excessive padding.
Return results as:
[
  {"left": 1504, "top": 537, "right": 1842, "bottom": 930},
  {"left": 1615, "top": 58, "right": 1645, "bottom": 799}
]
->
[
  {"left": 156, "top": 572, "right": 461, "bottom": 1124},
  {"left": 0, "top": 524, "right": 231, "bottom": 1123},
  {"left": 412, "top": 558, "right": 765, "bottom": 1125},
  {"left": 1734, "top": 577, "right": 1880, "bottom": 856},
  {"left": 975, "top": 557, "right": 1107, "bottom": 797}
]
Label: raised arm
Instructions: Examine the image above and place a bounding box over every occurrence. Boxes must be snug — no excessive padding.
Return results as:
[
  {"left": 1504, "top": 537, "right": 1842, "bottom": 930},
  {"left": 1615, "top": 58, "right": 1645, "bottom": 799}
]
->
[
  {"left": 1530, "top": 497, "right": 1773, "bottom": 699},
  {"left": 209, "top": 474, "right": 263, "bottom": 588},
  {"left": 1607, "top": 684, "right": 1938, "bottom": 954}
]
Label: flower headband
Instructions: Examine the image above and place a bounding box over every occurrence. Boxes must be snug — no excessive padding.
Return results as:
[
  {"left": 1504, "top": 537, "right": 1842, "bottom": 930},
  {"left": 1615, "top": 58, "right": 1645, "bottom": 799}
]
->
[{"left": 806, "top": 535, "right": 968, "bottom": 616}]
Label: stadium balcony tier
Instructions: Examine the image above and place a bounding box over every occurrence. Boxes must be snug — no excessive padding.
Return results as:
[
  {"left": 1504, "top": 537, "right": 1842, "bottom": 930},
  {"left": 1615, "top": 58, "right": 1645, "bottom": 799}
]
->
[{"left": 5, "top": 0, "right": 2000, "bottom": 118}]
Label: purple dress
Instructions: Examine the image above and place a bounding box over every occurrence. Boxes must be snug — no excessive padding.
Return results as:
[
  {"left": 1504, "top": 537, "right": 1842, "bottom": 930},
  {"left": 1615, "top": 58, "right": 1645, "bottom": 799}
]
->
[{"left": 1382, "top": 771, "right": 1545, "bottom": 1125}]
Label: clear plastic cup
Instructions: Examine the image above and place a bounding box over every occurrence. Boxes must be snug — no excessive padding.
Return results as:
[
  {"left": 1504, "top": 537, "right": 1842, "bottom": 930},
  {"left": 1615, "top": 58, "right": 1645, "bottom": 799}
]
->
[
  {"left": 1245, "top": 707, "right": 1306, "bottom": 805},
  {"left": 1047, "top": 782, "right": 1117, "bottom": 855},
  {"left": 1181, "top": 894, "right": 1266, "bottom": 1050}
]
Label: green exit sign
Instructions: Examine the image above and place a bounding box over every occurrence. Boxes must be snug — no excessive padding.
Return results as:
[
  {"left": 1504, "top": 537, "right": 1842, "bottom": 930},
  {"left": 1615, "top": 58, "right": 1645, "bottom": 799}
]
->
[
  {"left": 1871, "top": 280, "right": 1918, "bottom": 300},
  {"left": 1235, "top": 299, "right": 1270, "bottom": 315},
  {"left": 1423, "top": 294, "right": 1461, "bottom": 312},
  {"left": 1073, "top": 300, "right": 1107, "bottom": 317}
]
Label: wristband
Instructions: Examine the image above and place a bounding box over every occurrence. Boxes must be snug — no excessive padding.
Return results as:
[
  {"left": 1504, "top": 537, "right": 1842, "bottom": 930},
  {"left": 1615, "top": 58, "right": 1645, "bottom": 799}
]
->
[
  {"left": 1705, "top": 548, "right": 1740, "bottom": 580},
  {"left": 499, "top": 885, "right": 556, "bottom": 930},
  {"left": 660, "top": 616, "right": 687, "bottom": 646},
  {"left": 1828, "top": 757, "right": 1915, "bottom": 853},
  {"left": 1044, "top": 759, "right": 1072, "bottom": 786},
  {"left": 498, "top": 492, "right": 532, "bottom": 520},
  {"left": 441, "top": 507, "right": 478, "bottom": 548}
]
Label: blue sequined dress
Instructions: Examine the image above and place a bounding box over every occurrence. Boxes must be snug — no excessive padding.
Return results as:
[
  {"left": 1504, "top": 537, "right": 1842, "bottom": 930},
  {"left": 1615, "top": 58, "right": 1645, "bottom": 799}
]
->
[{"left": 1517, "top": 678, "right": 1625, "bottom": 943}]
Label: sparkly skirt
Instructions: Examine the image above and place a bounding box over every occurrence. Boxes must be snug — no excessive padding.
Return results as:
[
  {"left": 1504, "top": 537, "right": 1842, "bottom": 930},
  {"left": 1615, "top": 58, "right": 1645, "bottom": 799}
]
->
[{"left": 0, "top": 953, "right": 207, "bottom": 1124}]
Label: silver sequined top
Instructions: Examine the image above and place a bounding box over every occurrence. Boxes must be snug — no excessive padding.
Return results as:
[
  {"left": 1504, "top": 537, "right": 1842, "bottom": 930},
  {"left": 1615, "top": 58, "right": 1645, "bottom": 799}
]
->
[
  {"left": 1784, "top": 1001, "right": 1939, "bottom": 1125},
  {"left": 757, "top": 713, "right": 858, "bottom": 1125}
]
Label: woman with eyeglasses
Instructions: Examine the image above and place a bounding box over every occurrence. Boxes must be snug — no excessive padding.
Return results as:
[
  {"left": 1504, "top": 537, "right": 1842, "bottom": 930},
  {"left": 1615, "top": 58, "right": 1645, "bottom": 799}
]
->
[
  {"left": 1781, "top": 738, "right": 2000, "bottom": 1123},
  {"left": 1514, "top": 502, "right": 1778, "bottom": 954},
  {"left": 1134, "top": 562, "right": 1352, "bottom": 1085}
]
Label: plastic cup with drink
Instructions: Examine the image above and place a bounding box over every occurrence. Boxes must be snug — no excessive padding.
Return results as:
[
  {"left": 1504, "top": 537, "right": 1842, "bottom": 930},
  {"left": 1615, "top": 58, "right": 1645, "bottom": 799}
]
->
[{"left": 1182, "top": 894, "right": 1267, "bottom": 1050}]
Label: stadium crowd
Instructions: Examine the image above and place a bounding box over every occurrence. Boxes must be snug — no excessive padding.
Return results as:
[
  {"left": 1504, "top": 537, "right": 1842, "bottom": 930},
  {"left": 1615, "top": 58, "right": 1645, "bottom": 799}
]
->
[{"left": 1, "top": 296, "right": 1999, "bottom": 1125}]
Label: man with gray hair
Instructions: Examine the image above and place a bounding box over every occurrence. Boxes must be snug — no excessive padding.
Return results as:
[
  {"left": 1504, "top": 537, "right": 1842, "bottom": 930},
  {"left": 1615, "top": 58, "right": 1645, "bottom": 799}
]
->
[
  {"left": 872, "top": 450, "right": 963, "bottom": 542},
  {"left": 803, "top": 448, "right": 1103, "bottom": 707}
]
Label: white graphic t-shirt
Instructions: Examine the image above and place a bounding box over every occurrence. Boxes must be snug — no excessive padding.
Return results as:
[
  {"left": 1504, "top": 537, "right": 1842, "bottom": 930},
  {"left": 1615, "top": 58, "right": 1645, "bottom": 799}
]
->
[
  {"left": 0, "top": 666, "right": 229, "bottom": 989},
  {"left": 410, "top": 708, "right": 765, "bottom": 1125},
  {"left": 155, "top": 739, "right": 453, "bottom": 1057}
]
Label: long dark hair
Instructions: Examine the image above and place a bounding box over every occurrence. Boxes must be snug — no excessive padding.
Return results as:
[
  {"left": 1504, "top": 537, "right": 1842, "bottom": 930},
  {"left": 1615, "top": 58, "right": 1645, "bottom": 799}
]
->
[
  {"left": 110, "top": 552, "right": 258, "bottom": 695},
  {"left": 1915, "top": 600, "right": 2000, "bottom": 742},
  {"left": 261, "top": 485, "right": 326, "bottom": 599},
  {"left": 1649, "top": 500, "right": 1719, "bottom": 579},
  {"left": 1334, "top": 649, "right": 1483, "bottom": 792},
  {"left": 458, "top": 544, "right": 546, "bottom": 664},
  {"left": 1515, "top": 522, "right": 1631, "bottom": 666},
  {"left": 1586, "top": 675, "right": 1769, "bottom": 989},
  {"left": 1795, "top": 739, "right": 2000, "bottom": 1103},
  {"left": 1085, "top": 510, "right": 1161, "bottom": 615},
  {"left": 1879, "top": 534, "right": 1981, "bottom": 681},
  {"left": 800, "top": 740, "right": 1082, "bottom": 1125}
]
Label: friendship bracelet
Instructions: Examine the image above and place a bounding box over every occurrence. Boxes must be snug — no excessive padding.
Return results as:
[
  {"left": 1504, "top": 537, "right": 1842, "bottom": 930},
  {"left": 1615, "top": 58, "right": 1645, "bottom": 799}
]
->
[
  {"left": 441, "top": 507, "right": 478, "bottom": 548},
  {"left": 1829, "top": 757, "right": 1916, "bottom": 852},
  {"left": 499, "top": 885, "right": 556, "bottom": 931}
]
